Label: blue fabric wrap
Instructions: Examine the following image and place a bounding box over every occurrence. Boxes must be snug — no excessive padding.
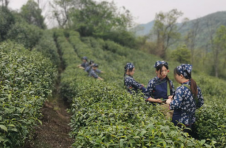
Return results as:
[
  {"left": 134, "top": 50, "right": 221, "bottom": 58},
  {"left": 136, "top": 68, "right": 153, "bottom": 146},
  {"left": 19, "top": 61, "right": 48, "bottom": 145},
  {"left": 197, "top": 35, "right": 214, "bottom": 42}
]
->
[{"left": 152, "top": 79, "right": 168, "bottom": 99}]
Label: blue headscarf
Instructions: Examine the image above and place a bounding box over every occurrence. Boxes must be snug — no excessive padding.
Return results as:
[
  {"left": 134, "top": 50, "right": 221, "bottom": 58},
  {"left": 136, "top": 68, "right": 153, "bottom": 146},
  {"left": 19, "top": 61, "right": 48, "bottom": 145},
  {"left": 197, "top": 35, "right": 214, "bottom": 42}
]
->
[
  {"left": 176, "top": 64, "right": 192, "bottom": 79},
  {"left": 154, "top": 61, "right": 168, "bottom": 68},
  {"left": 82, "top": 56, "right": 88, "bottom": 60},
  {"left": 125, "top": 63, "right": 135, "bottom": 72}
]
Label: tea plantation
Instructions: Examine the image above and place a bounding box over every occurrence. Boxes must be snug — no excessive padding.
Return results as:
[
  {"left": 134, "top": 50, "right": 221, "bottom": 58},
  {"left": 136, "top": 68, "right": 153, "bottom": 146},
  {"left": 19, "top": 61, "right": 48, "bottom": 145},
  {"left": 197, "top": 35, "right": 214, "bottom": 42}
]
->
[
  {"left": 55, "top": 30, "right": 226, "bottom": 147},
  {"left": 0, "top": 29, "right": 226, "bottom": 148}
]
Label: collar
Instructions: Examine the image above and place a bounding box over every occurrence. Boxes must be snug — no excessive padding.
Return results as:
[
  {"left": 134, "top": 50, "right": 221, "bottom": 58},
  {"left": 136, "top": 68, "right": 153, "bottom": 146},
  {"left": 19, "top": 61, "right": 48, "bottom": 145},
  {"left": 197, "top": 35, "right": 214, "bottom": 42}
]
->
[
  {"left": 155, "top": 76, "right": 166, "bottom": 81},
  {"left": 125, "top": 74, "right": 133, "bottom": 78},
  {"left": 182, "top": 80, "right": 190, "bottom": 85}
]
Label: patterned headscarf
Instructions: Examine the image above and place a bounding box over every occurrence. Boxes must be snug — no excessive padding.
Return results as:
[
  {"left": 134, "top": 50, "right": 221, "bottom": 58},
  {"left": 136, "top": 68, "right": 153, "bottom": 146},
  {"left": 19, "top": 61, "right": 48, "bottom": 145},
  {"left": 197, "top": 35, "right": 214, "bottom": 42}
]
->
[
  {"left": 125, "top": 63, "right": 135, "bottom": 72},
  {"left": 154, "top": 61, "right": 168, "bottom": 68},
  {"left": 176, "top": 64, "right": 192, "bottom": 79},
  {"left": 93, "top": 63, "right": 98, "bottom": 67}
]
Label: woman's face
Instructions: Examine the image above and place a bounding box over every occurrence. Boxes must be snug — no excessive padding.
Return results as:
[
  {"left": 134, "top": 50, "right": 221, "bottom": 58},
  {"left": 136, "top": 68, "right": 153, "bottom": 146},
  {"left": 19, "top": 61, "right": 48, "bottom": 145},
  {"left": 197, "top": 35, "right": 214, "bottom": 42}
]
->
[
  {"left": 156, "top": 66, "right": 169, "bottom": 79},
  {"left": 128, "top": 68, "right": 135, "bottom": 76},
  {"left": 174, "top": 73, "right": 183, "bottom": 83}
]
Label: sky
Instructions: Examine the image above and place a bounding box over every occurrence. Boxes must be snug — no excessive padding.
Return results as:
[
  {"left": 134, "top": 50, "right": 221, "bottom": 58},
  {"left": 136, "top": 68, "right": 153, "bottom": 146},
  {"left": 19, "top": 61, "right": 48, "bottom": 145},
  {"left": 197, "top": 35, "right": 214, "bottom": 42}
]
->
[{"left": 8, "top": 0, "right": 226, "bottom": 25}]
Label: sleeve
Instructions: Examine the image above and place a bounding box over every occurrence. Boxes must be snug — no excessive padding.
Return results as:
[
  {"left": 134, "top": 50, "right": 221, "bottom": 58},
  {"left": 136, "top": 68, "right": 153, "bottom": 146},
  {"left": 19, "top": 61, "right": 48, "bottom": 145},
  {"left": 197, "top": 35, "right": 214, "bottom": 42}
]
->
[
  {"left": 145, "top": 79, "right": 155, "bottom": 98},
  {"left": 170, "top": 87, "right": 183, "bottom": 110},
  {"left": 131, "top": 79, "right": 143, "bottom": 90},
  {"left": 90, "top": 71, "right": 99, "bottom": 79},
  {"left": 95, "top": 69, "right": 101, "bottom": 74},
  {"left": 81, "top": 63, "right": 85, "bottom": 68},
  {"left": 85, "top": 66, "right": 90, "bottom": 72},
  {"left": 170, "top": 80, "right": 175, "bottom": 96},
  {"left": 196, "top": 87, "right": 204, "bottom": 108},
  {"left": 85, "top": 62, "right": 89, "bottom": 68}
]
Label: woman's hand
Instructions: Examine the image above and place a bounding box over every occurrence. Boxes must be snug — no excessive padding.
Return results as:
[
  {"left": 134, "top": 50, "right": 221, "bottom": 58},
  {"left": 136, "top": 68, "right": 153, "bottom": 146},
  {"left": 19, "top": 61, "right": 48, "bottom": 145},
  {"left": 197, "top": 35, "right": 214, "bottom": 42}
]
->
[
  {"left": 168, "top": 95, "right": 173, "bottom": 100},
  {"left": 166, "top": 98, "right": 172, "bottom": 104}
]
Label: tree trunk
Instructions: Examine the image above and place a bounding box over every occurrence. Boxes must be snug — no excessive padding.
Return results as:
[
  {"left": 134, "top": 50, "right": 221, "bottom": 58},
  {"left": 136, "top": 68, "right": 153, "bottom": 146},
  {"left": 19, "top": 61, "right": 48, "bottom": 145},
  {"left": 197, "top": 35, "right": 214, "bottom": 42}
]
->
[{"left": 215, "top": 48, "right": 219, "bottom": 78}]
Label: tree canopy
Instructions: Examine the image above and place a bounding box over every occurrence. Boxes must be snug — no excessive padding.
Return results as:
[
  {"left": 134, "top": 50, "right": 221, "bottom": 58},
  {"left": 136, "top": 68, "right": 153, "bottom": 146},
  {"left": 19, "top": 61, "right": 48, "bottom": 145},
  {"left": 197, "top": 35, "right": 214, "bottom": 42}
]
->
[{"left": 21, "top": 0, "right": 46, "bottom": 29}]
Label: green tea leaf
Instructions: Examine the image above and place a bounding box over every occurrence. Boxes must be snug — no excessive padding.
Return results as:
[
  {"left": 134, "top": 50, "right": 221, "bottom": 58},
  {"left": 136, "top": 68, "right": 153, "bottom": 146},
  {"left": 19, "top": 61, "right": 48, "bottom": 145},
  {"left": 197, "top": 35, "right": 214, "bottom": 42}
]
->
[{"left": 0, "top": 125, "right": 8, "bottom": 132}]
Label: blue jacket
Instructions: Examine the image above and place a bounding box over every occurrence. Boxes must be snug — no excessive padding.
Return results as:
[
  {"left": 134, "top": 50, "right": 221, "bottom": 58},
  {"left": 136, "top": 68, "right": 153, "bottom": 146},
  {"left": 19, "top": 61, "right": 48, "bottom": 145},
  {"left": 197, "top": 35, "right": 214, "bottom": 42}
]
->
[
  {"left": 81, "top": 62, "right": 89, "bottom": 68},
  {"left": 170, "top": 80, "right": 204, "bottom": 125},
  {"left": 89, "top": 69, "right": 99, "bottom": 79}
]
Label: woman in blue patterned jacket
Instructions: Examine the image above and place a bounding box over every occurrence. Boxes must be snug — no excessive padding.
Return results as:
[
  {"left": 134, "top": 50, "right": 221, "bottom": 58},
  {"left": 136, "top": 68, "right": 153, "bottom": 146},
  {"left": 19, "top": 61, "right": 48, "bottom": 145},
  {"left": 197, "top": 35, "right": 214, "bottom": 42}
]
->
[
  {"left": 145, "top": 61, "right": 175, "bottom": 104},
  {"left": 124, "top": 63, "right": 146, "bottom": 94},
  {"left": 166, "top": 64, "right": 204, "bottom": 135}
]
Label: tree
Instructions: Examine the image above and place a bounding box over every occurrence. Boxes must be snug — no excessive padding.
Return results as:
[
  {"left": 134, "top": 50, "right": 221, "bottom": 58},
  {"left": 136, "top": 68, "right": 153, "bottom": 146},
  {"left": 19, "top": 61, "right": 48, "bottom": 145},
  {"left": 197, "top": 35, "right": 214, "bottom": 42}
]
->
[
  {"left": 0, "top": 6, "right": 15, "bottom": 41},
  {"left": 184, "top": 19, "right": 200, "bottom": 65},
  {"left": 0, "top": 0, "right": 9, "bottom": 8},
  {"left": 151, "top": 9, "right": 186, "bottom": 59},
  {"left": 213, "top": 25, "right": 226, "bottom": 78},
  {"left": 50, "top": 0, "right": 80, "bottom": 28},
  {"left": 50, "top": 0, "right": 133, "bottom": 32},
  {"left": 21, "top": 0, "right": 46, "bottom": 29},
  {"left": 171, "top": 45, "right": 191, "bottom": 63},
  {"left": 69, "top": 0, "right": 133, "bottom": 36}
]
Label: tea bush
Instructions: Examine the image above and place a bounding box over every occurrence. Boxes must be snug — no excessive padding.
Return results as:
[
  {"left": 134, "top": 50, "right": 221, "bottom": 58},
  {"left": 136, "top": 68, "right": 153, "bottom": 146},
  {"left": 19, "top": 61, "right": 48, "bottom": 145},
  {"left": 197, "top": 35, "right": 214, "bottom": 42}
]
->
[
  {"left": 53, "top": 30, "right": 81, "bottom": 103},
  {"left": 34, "top": 30, "right": 60, "bottom": 66},
  {"left": 0, "top": 42, "right": 56, "bottom": 147}
]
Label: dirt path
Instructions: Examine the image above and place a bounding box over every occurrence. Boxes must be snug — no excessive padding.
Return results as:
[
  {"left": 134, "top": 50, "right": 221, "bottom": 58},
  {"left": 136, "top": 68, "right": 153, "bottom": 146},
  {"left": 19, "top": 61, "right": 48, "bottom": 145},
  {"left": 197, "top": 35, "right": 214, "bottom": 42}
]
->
[
  {"left": 24, "top": 96, "right": 73, "bottom": 148},
  {"left": 23, "top": 37, "right": 74, "bottom": 148}
]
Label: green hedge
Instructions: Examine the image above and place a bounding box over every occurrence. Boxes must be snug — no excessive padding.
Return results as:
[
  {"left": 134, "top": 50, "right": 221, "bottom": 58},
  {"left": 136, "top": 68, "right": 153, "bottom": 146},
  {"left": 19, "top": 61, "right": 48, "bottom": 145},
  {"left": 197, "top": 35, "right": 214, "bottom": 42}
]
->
[
  {"left": 54, "top": 30, "right": 81, "bottom": 103},
  {"left": 34, "top": 30, "right": 60, "bottom": 66},
  {"left": 0, "top": 42, "right": 56, "bottom": 147}
]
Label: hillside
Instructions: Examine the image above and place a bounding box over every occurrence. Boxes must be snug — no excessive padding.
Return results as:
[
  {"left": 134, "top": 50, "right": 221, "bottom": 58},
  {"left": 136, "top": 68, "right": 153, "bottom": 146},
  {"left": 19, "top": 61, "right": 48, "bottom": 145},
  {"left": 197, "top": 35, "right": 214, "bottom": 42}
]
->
[
  {"left": 132, "top": 21, "right": 155, "bottom": 36},
  {"left": 133, "top": 11, "right": 226, "bottom": 49},
  {"left": 179, "top": 11, "right": 226, "bottom": 49}
]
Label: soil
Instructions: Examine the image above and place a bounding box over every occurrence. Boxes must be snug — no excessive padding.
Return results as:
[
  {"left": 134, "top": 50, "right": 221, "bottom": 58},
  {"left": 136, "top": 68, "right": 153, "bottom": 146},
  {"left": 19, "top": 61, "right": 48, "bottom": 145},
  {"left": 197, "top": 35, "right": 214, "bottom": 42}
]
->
[{"left": 23, "top": 94, "right": 74, "bottom": 148}]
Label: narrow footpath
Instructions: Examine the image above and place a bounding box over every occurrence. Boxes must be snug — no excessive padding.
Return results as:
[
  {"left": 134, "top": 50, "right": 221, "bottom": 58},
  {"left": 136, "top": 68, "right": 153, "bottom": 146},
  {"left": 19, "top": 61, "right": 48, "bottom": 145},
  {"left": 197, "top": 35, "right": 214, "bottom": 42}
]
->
[{"left": 24, "top": 40, "right": 74, "bottom": 148}]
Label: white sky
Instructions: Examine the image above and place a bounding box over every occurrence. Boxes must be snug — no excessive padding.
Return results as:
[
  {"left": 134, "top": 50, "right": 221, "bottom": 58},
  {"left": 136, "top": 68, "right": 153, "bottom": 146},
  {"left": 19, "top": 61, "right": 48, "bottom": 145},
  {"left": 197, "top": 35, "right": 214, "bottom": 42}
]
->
[{"left": 8, "top": 0, "right": 226, "bottom": 25}]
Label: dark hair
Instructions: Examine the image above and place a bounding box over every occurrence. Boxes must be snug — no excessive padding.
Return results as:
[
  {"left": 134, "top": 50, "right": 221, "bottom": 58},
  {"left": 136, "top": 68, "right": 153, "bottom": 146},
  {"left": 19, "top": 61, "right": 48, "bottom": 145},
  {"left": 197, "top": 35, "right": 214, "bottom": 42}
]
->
[
  {"left": 174, "top": 68, "right": 198, "bottom": 96},
  {"left": 156, "top": 64, "right": 172, "bottom": 90},
  {"left": 124, "top": 66, "right": 134, "bottom": 86},
  {"left": 89, "top": 60, "right": 94, "bottom": 65}
]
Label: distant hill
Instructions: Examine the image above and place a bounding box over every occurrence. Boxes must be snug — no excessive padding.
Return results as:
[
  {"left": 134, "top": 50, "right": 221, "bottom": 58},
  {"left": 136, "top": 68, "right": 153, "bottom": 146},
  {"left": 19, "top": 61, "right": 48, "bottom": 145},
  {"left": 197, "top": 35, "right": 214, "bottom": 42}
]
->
[
  {"left": 179, "top": 11, "right": 226, "bottom": 48},
  {"left": 133, "top": 11, "right": 226, "bottom": 48},
  {"left": 132, "top": 21, "right": 155, "bottom": 36}
]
